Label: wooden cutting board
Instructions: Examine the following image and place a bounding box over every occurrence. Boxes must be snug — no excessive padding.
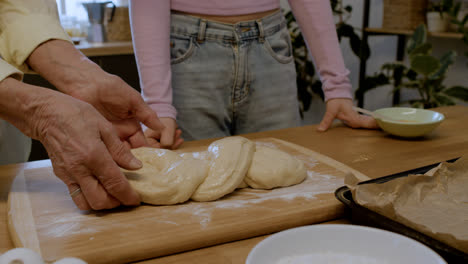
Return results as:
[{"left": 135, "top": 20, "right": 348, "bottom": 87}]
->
[{"left": 8, "top": 138, "right": 367, "bottom": 263}]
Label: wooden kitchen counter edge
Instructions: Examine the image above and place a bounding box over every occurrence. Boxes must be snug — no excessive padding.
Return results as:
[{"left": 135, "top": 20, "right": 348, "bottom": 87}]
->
[
  {"left": 75, "top": 41, "right": 134, "bottom": 57},
  {"left": 1, "top": 105, "right": 467, "bottom": 263}
]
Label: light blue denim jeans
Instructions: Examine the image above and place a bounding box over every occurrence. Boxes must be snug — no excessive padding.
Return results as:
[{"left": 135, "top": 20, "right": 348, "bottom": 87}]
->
[{"left": 170, "top": 10, "right": 300, "bottom": 140}]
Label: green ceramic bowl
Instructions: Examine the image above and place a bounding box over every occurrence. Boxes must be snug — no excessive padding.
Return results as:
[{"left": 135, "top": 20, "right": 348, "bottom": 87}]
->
[{"left": 374, "top": 107, "right": 445, "bottom": 138}]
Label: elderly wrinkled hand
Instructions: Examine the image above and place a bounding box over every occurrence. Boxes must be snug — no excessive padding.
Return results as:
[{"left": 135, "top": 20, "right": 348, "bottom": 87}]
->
[
  {"left": 0, "top": 78, "right": 142, "bottom": 210},
  {"left": 27, "top": 40, "right": 164, "bottom": 149},
  {"left": 33, "top": 85, "right": 141, "bottom": 210}
]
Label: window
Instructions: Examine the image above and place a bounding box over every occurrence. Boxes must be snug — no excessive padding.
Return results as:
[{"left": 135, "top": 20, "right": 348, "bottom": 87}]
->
[
  {"left": 56, "top": 0, "right": 88, "bottom": 39},
  {"left": 56, "top": 0, "right": 88, "bottom": 21}
]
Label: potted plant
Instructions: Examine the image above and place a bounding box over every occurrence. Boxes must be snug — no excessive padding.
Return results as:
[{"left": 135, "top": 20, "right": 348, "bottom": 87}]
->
[
  {"left": 356, "top": 25, "right": 468, "bottom": 108},
  {"left": 426, "top": 0, "right": 453, "bottom": 32}
]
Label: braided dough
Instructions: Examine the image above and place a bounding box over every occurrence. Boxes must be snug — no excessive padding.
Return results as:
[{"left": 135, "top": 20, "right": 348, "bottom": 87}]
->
[
  {"left": 123, "top": 136, "right": 306, "bottom": 205},
  {"left": 245, "top": 145, "right": 307, "bottom": 189}
]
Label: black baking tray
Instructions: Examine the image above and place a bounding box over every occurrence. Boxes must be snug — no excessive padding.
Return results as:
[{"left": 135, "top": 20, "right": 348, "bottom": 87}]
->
[{"left": 335, "top": 158, "right": 468, "bottom": 263}]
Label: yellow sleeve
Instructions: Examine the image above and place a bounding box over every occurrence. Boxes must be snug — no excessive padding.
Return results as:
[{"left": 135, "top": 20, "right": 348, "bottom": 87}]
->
[
  {"left": 0, "top": 59, "right": 23, "bottom": 82},
  {"left": 0, "top": 0, "right": 72, "bottom": 73}
]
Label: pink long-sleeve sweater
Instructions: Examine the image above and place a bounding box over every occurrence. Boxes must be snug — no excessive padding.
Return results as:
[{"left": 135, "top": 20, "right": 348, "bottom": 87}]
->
[{"left": 130, "top": 0, "right": 352, "bottom": 120}]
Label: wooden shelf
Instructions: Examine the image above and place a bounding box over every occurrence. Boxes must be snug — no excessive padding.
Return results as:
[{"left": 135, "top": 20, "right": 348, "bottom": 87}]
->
[{"left": 365, "top": 28, "right": 464, "bottom": 39}]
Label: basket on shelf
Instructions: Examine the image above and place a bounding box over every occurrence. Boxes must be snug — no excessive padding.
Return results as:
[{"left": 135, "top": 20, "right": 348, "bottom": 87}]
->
[
  {"left": 383, "top": 0, "right": 428, "bottom": 30},
  {"left": 105, "top": 6, "right": 132, "bottom": 42}
]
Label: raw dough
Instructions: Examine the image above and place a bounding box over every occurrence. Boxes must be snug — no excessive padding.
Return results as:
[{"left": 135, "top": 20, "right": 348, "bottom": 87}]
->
[
  {"left": 237, "top": 181, "right": 249, "bottom": 189},
  {"left": 179, "top": 151, "right": 208, "bottom": 160},
  {"left": 244, "top": 145, "right": 307, "bottom": 189},
  {"left": 123, "top": 148, "right": 208, "bottom": 205},
  {"left": 191, "top": 136, "right": 255, "bottom": 201},
  {"left": 123, "top": 137, "right": 307, "bottom": 205}
]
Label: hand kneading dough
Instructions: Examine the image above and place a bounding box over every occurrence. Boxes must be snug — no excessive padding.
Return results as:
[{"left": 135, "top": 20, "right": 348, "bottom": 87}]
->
[
  {"left": 123, "top": 148, "right": 208, "bottom": 205},
  {"left": 244, "top": 145, "right": 307, "bottom": 189},
  {"left": 191, "top": 136, "right": 255, "bottom": 202}
]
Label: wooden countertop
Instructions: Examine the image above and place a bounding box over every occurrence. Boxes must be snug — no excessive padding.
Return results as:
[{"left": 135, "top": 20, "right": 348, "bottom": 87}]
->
[
  {"left": 75, "top": 41, "right": 133, "bottom": 57},
  {"left": 1, "top": 105, "right": 467, "bottom": 263}
]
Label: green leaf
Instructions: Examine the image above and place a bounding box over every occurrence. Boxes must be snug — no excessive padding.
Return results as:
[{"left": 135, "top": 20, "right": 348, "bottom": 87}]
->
[
  {"left": 330, "top": 0, "right": 339, "bottom": 11},
  {"left": 392, "top": 65, "right": 406, "bottom": 85},
  {"left": 449, "top": 2, "right": 461, "bottom": 18},
  {"left": 409, "top": 100, "right": 425, "bottom": 108},
  {"left": 409, "top": 43, "right": 432, "bottom": 58},
  {"left": 344, "top": 5, "right": 353, "bottom": 13},
  {"left": 336, "top": 24, "right": 354, "bottom": 38},
  {"left": 381, "top": 62, "right": 400, "bottom": 71},
  {"left": 401, "top": 80, "right": 420, "bottom": 89},
  {"left": 355, "top": 73, "right": 389, "bottom": 98},
  {"left": 434, "top": 94, "right": 456, "bottom": 106},
  {"left": 305, "top": 60, "right": 315, "bottom": 75},
  {"left": 407, "top": 24, "right": 427, "bottom": 54},
  {"left": 285, "top": 11, "right": 295, "bottom": 25},
  {"left": 462, "top": 13, "right": 468, "bottom": 26},
  {"left": 406, "top": 69, "right": 418, "bottom": 80},
  {"left": 311, "top": 81, "right": 324, "bottom": 101},
  {"left": 429, "top": 50, "right": 457, "bottom": 80},
  {"left": 444, "top": 86, "right": 468, "bottom": 101},
  {"left": 297, "top": 79, "right": 313, "bottom": 112},
  {"left": 431, "top": 78, "right": 445, "bottom": 92},
  {"left": 349, "top": 33, "right": 369, "bottom": 60},
  {"left": 391, "top": 84, "right": 403, "bottom": 94},
  {"left": 410, "top": 55, "right": 440, "bottom": 76}
]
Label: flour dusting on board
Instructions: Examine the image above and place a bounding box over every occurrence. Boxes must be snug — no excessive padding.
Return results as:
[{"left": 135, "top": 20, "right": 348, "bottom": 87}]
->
[
  {"left": 32, "top": 139, "right": 347, "bottom": 238},
  {"left": 171, "top": 141, "right": 346, "bottom": 229},
  {"left": 170, "top": 169, "right": 344, "bottom": 229}
]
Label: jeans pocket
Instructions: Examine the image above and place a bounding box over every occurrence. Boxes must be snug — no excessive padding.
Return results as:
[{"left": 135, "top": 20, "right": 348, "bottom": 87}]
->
[
  {"left": 170, "top": 35, "right": 196, "bottom": 64},
  {"left": 263, "top": 27, "right": 294, "bottom": 64}
]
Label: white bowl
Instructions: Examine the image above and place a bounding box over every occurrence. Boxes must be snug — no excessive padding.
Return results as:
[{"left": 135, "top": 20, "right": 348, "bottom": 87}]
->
[
  {"left": 246, "top": 224, "right": 446, "bottom": 264},
  {"left": 374, "top": 107, "right": 444, "bottom": 138}
]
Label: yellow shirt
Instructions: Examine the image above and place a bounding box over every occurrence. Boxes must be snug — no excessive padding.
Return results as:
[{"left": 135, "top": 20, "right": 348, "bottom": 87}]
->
[
  {"left": 0, "top": 0, "right": 71, "bottom": 81},
  {"left": 0, "top": 0, "right": 71, "bottom": 165}
]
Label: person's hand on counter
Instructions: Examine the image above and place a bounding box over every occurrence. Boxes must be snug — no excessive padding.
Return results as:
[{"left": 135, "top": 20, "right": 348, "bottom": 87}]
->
[
  {"left": 26, "top": 39, "right": 165, "bottom": 149},
  {"left": 317, "top": 98, "right": 378, "bottom": 132},
  {"left": 144, "top": 117, "right": 184, "bottom": 149},
  {"left": 0, "top": 78, "right": 141, "bottom": 210}
]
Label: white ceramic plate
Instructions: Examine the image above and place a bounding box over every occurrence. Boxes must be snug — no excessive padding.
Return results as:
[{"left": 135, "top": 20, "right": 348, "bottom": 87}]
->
[{"left": 246, "top": 224, "right": 446, "bottom": 264}]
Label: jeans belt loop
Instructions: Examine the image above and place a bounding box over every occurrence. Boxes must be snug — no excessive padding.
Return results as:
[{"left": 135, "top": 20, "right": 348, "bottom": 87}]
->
[
  {"left": 197, "top": 19, "right": 207, "bottom": 43},
  {"left": 256, "top": 19, "right": 265, "bottom": 43}
]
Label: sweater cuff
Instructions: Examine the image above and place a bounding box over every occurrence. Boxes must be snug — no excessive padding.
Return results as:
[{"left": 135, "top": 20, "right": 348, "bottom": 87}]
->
[
  {"left": 0, "top": 14, "right": 71, "bottom": 73},
  {"left": 0, "top": 60, "right": 23, "bottom": 82},
  {"left": 149, "top": 103, "right": 177, "bottom": 120},
  {"left": 323, "top": 84, "right": 353, "bottom": 102},
  {"left": 321, "top": 69, "right": 353, "bottom": 102}
]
